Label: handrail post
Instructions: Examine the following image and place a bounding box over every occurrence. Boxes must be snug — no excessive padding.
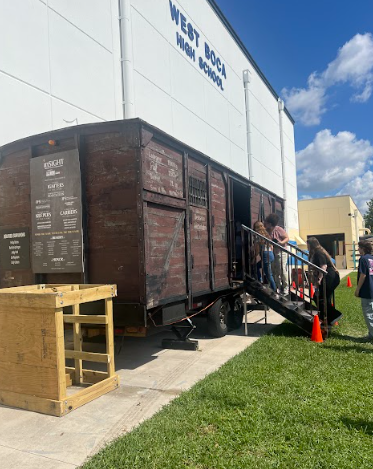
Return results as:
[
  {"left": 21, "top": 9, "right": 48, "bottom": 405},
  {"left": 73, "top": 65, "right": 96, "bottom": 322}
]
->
[
  {"left": 244, "top": 292, "right": 248, "bottom": 336},
  {"left": 241, "top": 226, "right": 249, "bottom": 337},
  {"left": 287, "top": 249, "right": 291, "bottom": 298},
  {"left": 250, "top": 231, "right": 254, "bottom": 279},
  {"left": 241, "top": 226, "right": 246, "bottom": 280},
  {"left": 323, "top": 275, "right": 328, "bottom": 337},
  {"left": 279, "top": 247, "right": 283, "bottom": 293},
  {"left": 301, "top": 262, "right": 305, "bottom": 308}
]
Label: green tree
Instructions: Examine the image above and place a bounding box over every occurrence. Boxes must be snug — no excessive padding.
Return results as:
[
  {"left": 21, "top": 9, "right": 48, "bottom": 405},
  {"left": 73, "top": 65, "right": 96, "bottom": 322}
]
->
[{"left": 364, "top": 198, "right": 373, "bottom": 231}]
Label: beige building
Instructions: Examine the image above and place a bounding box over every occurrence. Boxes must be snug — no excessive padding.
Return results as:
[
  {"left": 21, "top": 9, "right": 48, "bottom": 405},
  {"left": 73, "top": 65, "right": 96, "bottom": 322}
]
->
[{"left": 298, "top": 195, "right": 370, "bottom": 269}]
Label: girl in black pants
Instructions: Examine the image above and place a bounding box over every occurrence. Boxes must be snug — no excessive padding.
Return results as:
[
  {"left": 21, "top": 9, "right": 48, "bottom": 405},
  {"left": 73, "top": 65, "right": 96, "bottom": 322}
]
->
[{"left": 307, "top": 237, "right": 340, "bottom": 321}]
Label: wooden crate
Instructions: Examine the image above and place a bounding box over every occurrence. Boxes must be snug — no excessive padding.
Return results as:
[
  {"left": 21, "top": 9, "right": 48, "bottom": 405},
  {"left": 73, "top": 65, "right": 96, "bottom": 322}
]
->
[{"left": 0, "top": 284, "right": 119, "bottom": 416}]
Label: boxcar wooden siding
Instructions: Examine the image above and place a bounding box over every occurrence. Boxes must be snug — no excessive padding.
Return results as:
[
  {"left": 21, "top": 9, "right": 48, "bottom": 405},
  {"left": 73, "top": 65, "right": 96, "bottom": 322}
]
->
[
  {"left": 84, "top": 133, "right": 139, "bottom": 302},
  {"left": 143, "top": 140, "right": 184, "bottom": 199},
  {"left": 210, "top": 170, "right": 229, "bottom": 289},
  {"left": 189, "top": 159, "right": 210, "bottom": 294},
  {"left": 250, "top": 188, "right": 280, "bottom": 228},
  {"left": 0, "top": 147, "right": 34, "bottom": 287},
  {"left": 144, "top": 204, "right": 187, "bottom": 308},
  {"left": 250, "top": 189, "right": 261, "bottom": 227}
]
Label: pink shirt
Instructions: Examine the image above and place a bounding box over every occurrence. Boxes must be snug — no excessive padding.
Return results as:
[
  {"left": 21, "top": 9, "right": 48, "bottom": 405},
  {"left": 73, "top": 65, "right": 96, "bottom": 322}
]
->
[{"left": 271, "top": 226, "right": 288, "bottom": 248}]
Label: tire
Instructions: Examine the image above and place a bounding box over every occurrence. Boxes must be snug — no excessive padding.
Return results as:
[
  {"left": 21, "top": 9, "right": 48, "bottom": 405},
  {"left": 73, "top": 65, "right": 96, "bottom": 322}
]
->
[
  {"left": 227, "top": 296, "right": 244, "bottom": 331},
  {"left": 207, "top": 299, "right": 229, "bottom": 337}
]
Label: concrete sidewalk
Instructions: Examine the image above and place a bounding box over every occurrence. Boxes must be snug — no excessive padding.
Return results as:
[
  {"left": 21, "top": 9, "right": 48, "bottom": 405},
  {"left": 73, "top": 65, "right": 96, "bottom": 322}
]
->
[
  {"left": 0, "top": 309, "right": 284, "bottom": 469},
  {"left": 338, "top": 269, "right": 353, "bottom": 279}
]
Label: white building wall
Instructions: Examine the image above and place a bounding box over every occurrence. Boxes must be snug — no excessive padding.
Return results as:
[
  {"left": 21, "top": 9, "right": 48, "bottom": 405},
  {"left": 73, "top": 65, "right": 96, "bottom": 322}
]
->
[
  {"left": 128, "top": 0, "right": 298, "bottom": 230},
  {"left": 0, "top": 0, "right": 298, "bottom": 232},
  {"left": 0, "top": 0, "right": 122, "bottom": 146},
  {"left": 130, "top": 0, "right": 248, "bottom": 173}
]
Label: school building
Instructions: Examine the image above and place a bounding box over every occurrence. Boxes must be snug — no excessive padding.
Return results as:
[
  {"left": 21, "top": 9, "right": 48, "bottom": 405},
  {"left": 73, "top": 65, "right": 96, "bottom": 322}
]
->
[
  {"left": 0, "top": 0, "right": 299, "bottom": 238},
  {"left": 298, "top": 195, "right": 370, "bottom": 269}
]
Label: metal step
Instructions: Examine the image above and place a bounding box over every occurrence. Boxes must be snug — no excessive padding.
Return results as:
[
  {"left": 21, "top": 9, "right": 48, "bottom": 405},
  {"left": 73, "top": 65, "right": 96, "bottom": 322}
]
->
[
  {"left": 244, "top": 278, "right": 315, "bottom": 335},
  {"left": 244, "top": 276, "right": 344, "bottom": 334}
]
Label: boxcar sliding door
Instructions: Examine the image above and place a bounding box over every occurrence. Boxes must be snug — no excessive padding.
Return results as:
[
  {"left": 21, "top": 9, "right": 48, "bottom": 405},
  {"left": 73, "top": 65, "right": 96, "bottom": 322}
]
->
[
  {"left": 210, "top": 169, "right": 229, "bottom": 290},
  {"left": 142, "top": 139, "right": 187, "bottom": 310}
]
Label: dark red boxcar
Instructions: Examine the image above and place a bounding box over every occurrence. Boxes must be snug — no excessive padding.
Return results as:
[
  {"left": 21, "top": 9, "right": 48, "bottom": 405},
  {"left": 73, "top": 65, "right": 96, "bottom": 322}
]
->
[{"left": 0, "top": 119, "right": 284, "bottom": 337}]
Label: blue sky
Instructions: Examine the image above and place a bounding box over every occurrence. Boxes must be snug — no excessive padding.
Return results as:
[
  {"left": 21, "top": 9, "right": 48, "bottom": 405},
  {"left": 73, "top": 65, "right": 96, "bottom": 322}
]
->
[{"left": 215, "top": 0, "right": 373, "bottom": 213}]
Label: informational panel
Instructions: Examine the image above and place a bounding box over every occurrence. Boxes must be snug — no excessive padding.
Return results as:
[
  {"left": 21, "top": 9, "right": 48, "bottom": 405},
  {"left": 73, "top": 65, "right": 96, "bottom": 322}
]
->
[
  {"left": 0, "top": 228, "right": 31, "bottom": 270},
  {"left": 30, "top": 149, "right": 84, "bottom": 273}
]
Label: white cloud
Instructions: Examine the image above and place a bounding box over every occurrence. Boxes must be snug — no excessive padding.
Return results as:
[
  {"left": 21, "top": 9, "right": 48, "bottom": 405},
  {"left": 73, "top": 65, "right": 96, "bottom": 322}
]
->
[
  {"left": 282, "top": 33, "right": 373, "bottom": 125},
  {"left": 299, "top": 195, "right": 313, "bottom": 200},
  {"left": 323, "top": 33, "right": 373, "bottom": 101},
  {"left": 282, "top": 76, "right": 326, "bottom": 126},
  {"left": 337, "top": 171, "right": 373, "bottom": 214},
  {"left": 352, "top": 82, "right": 372, "bottom": 103},
  {"left": 297, "top": 129, "right": 373, "bottom": 192}
]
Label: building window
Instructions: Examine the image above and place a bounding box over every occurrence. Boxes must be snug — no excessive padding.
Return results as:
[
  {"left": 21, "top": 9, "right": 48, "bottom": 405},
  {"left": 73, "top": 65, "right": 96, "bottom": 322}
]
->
[{"left": 189, "top": 176, "right": 207, "bottom": 207}]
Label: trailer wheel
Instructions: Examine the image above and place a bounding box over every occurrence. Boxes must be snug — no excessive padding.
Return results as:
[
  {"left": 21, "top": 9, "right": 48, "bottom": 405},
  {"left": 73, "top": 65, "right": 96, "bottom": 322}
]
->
[
  {"left": 227, "top": 296, "right": 244, "bottom": 331},
  {"left": 207, "top": 299, "right": 229, "bottom": 338}
]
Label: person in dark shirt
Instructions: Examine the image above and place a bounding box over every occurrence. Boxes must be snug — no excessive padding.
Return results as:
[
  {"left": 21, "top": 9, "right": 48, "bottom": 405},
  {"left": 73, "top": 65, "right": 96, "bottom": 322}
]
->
[
  {"left": 355, "top": 240, "right": 373, "bottom": 340},
  {"left": 307, "top": 237, "right": 340, "bottom": 316}
]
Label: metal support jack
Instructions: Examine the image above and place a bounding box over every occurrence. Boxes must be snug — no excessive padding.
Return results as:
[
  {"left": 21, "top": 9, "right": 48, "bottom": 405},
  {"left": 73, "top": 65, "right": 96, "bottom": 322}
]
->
[
  {"left": 244, "top": 299, "right": 268, "bottom": 324},
  {"left": 162, "top": 317, "right": 199, "bottom": 351}
]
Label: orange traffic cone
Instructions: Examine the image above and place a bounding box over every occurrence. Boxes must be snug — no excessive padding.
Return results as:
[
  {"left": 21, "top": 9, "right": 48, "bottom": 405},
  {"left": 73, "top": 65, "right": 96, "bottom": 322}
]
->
[
  {"left": 310, "top": 283, "right": 315, "bottom": 299},
  {"left": 292, "top": 281, "right": 296, "bottom": 289},
  {"left": 311, "top": 314, "right": 323, "bottom": 343},
  {"left": 347, "top": 276, "right": 352, "bottom": 288},
  {"left": 299, "top": 287, "right": 304, "bottom": 299}
]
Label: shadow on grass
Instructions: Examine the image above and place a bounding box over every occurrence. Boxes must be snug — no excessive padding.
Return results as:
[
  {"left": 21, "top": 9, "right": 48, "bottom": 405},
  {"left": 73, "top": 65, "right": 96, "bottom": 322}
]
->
[
  {"left": 342, "top": 418, "right": 373, "bottom": 436},
  {"left": 267, "top": 322, "right": 309, "bottom": 338},
  {"left": 323, "top": 344, "right": 373, "bottom": 354},
  {"left": 330, "top": 333, "right": 372, "bottom": 343}
]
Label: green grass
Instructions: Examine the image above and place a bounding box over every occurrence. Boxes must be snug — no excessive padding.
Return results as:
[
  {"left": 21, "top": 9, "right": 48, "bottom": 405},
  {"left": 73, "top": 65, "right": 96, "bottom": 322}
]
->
[{"left": 83, "top": 272, "right": 373, "bottom": 469}]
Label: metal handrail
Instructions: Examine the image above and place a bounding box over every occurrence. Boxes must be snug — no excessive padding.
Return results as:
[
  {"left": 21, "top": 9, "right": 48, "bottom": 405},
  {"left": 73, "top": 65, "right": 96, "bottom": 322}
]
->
[
  {"left": 288, "top": 242, "right": 309, "bottom": 257},
  {"left": 241, "top": 225, "right": 327, "bottom": 275},
  {"left": 240, "top": 224, "right": 328, "bottom": 336}
]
